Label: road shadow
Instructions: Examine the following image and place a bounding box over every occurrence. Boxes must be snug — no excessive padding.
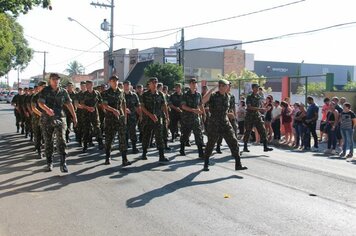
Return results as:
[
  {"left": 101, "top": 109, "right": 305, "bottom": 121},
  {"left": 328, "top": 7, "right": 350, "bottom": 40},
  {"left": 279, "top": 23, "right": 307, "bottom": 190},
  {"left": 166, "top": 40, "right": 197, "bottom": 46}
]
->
[{"left": 126, "top": 170, "right": 243, "bottom": 208}]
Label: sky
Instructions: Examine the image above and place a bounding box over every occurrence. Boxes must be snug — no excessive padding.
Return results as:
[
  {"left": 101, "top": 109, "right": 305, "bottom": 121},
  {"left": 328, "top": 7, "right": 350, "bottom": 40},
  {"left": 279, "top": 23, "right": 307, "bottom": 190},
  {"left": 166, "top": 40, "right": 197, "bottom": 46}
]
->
[{"left": 3, "top": 0, "right": 356, "bottom": 85}]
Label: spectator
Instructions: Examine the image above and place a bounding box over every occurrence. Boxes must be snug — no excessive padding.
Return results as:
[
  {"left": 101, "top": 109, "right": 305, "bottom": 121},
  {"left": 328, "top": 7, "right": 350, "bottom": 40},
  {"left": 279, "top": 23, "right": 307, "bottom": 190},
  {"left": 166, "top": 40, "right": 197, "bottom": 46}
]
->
[
  {"left": 332, "top": 97, "right": 343, "bottom": 152},
  {"left": 294, "top": 103, "right": 306, "bottom": 149},
  {"left": 281, "top": 101, "right": 293, "bottom": 145},
  {"left": 237, "top": 100, "right": 246, "bottom": 136},
  {"left": 271, "top": 100, "right": 282, "bottom": 141},
  {"left": 292, "top": 102, "right": 301, "bottom": 147},
  {"left": 340, "top": 97, "right": 347, "bottom": 106},
  {"left": 324, "top": 102, "right": 339, "bottom": 155},
  {"left": 340, "top": 102, "right": 356, "bottom": 159},
  {"left": 320, "top": 97, "right": 330, "bottom": 142},
  {"left": 264, "top": 103, "right": 273, "bottom": 142},
  {"left": 304, "top": 96, "right": 319, "bottom": 151}
]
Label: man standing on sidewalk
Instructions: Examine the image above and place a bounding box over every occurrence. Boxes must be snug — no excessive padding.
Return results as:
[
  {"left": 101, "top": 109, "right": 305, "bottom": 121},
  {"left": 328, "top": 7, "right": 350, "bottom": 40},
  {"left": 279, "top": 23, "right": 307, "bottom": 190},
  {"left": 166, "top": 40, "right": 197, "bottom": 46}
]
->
[{"left": 304, "top": 96, "right": 319, "bottom": 151}]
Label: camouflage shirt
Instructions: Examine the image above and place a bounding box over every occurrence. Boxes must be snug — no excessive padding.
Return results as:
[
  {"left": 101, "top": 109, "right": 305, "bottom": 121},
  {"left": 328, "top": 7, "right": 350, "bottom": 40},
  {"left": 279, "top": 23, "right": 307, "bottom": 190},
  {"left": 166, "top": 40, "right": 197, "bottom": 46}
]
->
[
  {"left": 181, "top": 90, "right": 202, "bottom": 119},
  {"left": 124, "top": 91, "right": 140, "bottom": 117},
  {"left": 38, "top": 86, "right": 72, "bottom": 118},
  {"left": 229, "top": 93, "right": 236, "bottom": 113},
  {"left": 102, "top": 87, "right": 125, "bottom": 114},
  {"left": 169, "top": 92, "right": 183, "bottom": 108},
  {"left": 141, "top": 90, "right": 166, "bottom": 118},
  {"left": 246, "top": 92, "right": 262, "bottom": 113},
  {"left": 80, "top": 90, "right": 102, "bottom": 108},
  {"left": 206, "top": 91, "right": 230, "bottom": 122}
]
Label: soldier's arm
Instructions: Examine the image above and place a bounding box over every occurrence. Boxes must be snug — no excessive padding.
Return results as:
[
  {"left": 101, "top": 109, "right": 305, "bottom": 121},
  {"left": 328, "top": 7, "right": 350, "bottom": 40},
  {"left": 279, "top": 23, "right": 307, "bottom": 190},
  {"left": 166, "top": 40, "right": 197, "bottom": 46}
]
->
[
  {"left": 64, "top": 102, "right": 78, "bottom": 126},
  {"left": 163, "top": 103, "right": 169, "bottom": 121},
  {"left": 202, "top": 86, "right": 217, "bottom": 104},
  {"left": 38, "top": 101, "right": 54, "bottom": 116},
  {"left": 31, "top": 98, "right": 42, "bottom": 117}
]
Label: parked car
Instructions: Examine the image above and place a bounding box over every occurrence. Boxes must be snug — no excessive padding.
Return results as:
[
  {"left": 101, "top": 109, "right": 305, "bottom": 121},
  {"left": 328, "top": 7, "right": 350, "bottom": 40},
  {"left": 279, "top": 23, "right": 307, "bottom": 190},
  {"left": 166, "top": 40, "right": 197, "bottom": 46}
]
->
[
  {"left": 0, "top": 91, "right": 8, "bottom": 101},
  {"left": 6, "top": 91, "right": 18, "bottom": 103}
]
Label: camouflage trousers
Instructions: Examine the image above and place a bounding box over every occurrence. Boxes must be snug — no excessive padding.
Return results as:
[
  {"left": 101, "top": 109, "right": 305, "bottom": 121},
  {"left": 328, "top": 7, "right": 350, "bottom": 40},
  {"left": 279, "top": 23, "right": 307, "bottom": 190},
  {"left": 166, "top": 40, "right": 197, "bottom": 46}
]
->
[
  {"left": 41, "top": 116, "right": 67, "bottom": 163},
  {"left": 105, "top": 114, "right": 127, "bottom": 153},
  {"left": 65, "top": 111, "right": 73, "bottom": 141},
  {"left": 243, "top": 112, "right": 267, "bottom": 143},
  {"left": 14, "top": 109, "right": 22, "bottom": 130},
  {"left": 25, "top": 114, "right": 32, "bottom": 135},
  {"left": 180, "top": 116, "right": 203, "bottom": 146},
  {"left": 126, "top": 115, "right": 138, "bottom": 143},
  {"left": 142, "top": 117, "right": 165, "bottom": 150},
  {"left": 32, "top": 115, "right": 42, "bottom": 151},
  {"left": 83, "top": 110, "right": 103, "bottom": 145},
  {"left": 76, "top": 109, "right": 85, "bottom": 141},
  {"left": 169, "top": 111, "right": 181, "bottom": 136},
  {"left": 217, "top": 117, "right": 238, "bottom": 146},
  {"left": 204, "top": 117, "right": 240, "bottom": 159}
]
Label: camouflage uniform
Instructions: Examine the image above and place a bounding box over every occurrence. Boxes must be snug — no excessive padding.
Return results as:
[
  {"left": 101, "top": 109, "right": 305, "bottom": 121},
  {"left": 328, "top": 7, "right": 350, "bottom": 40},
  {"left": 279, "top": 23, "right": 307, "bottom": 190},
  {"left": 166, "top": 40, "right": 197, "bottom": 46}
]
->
[
  {"left": 17, "top": 93, "right": 27, "bottom": 134},
  {"left": 137, "top": 93, "right": 143, "bottom": 142},
  {"left": 102, "top": 87, "right": 127, "bottom": 162},
  {"left": 24, "top": 94, "right": 33, "bottom": 139},
  {"left": 11, "top": 93, "right": 23, "bottom": 133},
  {"left": 75, "top": 90, "right": 86, "bottom": 145},
  {"left": 64, "top": 91, "right": 77, "bottom": 143},
  {"left": 80, "top": 90, "right": 104, "bottom": 151},
  {"left": 162, "top": 93, "right": 170, "bottom": 148},
  {"left": 203, "top": 88, "right": 246, "bottom": 171},
  {"left": 125, "top": 91, "right": 140, "bottom": 152},
  {"left": 31, "top": 92, "right": 43, "bottom": 157},
  {"left": 168, "top": 91, "right": 182, "bottom": 141},
  {"left": 141, "top": 89, "right": 167, "bottom": 160},
  {"left": 180, "top": 90, "right": 204, "bottom": 157},
  {"left": 98, "top": 91, "right": 106, "bottom": 136},
  {"left": 38, "top": 85, "right": 71, "bottom": 171}
]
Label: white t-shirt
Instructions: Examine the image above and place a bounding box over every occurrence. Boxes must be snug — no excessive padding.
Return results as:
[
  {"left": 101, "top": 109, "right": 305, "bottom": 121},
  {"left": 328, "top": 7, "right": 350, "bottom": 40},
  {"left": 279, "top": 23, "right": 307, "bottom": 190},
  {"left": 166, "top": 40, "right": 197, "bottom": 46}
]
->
[{"left": 272, "top": 106, "right": 282, "bottom": 119}]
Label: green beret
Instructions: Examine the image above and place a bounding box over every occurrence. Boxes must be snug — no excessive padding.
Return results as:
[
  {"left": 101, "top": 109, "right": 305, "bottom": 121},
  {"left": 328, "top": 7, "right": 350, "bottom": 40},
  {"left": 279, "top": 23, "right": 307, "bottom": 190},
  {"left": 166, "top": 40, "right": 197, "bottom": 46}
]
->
[
  {"left": 38, "top": 81, "right": 47, "bottom": 86},
  {"left": 218, "top": 79, "right": 229, "bottom": 85},
  {"left": 251, "top": 83, "right": 260, "bottom": 89},
  {"left": 80, "top": 81, "right": 86, "bottom": 85}
]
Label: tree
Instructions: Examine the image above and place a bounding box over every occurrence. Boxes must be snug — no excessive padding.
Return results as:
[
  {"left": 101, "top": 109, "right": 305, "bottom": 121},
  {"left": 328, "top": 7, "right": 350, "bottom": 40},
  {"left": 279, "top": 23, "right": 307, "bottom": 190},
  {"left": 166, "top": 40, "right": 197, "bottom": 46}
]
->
[
  {"left": 297, "top": 82, "right": 326, "bottom": 97},
  {"left": 0, "top": 13, "right": 33, "bottom": 77},
  {"left": 144, "top": 63, "right": 184, "bottom": 90},
  {"left": 347, "top": 70, "right": 352, "bottom": 83},
  {"left": 0, "top": 0, "right": 52, "bottom": 16},
  {"left": 344, "top": 81, "right": 356, "bottom": 91},
  {"left": 65, "top": 61, "right": 85, "bottom": 76}
]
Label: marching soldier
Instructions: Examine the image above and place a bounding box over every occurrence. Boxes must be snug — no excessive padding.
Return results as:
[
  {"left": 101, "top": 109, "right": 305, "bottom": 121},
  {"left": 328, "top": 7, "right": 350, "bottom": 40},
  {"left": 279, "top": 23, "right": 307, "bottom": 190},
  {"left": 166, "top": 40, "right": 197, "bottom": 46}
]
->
[
  {"left": 64, "top": 82, "right": 77, "bottom": 143},
  {"left": 31, "top": 81, "right": 47, "bottom": 159},
  {"left": 25, "top": 87, "right": 35, "bottom": 141},
  {"left": 202, "top": 79, "right": 247, "bottom": 171},
  {"left": 243, "top": 84, "right": 273, "bottom": 153},
  {"left": 38, "top": 73, "right": 77, "bottom": 172},
  {"left": 17, "top": 88, "right": 28, "bottom": 135},
  {"left": 75, "top": 81, "right": 87, "bottom": 146},
  {"left": 136, "top": 84, "right": 144, "bottom": 143},
  {"left": 168, "top": 83, "right": 183, "bottom": 142},
  {"left": 11, "top": 88, "right": 24, "bottom": 133},
  {"left": 97, "top": 84, "right": 106, "bottom": 136},
  {"left": 80, "top": 80, "right": 104, "bottom": 153},
  {"left": 123, "top": 80, "right": 140, "bottom": 154},
  {"left": 157, "top": 83, "right": 171, "bottom": 150},
  {"left": 179, "top": 78, "right": 204, "bottom": 158},
  {"left": 140, "top": 77, "right": 170, "bottom": 163},
  {"left": 101, "top": 75, "right": 131, "bottom": 166}
]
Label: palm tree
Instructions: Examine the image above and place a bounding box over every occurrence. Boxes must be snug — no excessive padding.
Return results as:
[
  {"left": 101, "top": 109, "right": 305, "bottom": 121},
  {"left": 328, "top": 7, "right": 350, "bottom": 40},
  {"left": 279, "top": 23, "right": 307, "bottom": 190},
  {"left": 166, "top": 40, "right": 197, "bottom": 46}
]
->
[{"left": 65, "top": 60, "right": 85, "bottom": 76}]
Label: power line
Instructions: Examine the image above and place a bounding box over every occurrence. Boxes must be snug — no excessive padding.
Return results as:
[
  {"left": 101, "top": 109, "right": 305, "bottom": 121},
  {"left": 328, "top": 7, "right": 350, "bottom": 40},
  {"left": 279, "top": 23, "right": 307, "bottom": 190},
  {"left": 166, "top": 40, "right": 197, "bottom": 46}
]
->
[
  {"left": 116, "top": 30, "right": 180, "bottom": 41},
  {"left": 115, "top": 0, "right": 305, "bottom": 36},
  {"left": 185, "top": 21, "right": 356, "bottom": 51},
  {"left": 25, "top": 34, "right": 106, "bottom": 53}
]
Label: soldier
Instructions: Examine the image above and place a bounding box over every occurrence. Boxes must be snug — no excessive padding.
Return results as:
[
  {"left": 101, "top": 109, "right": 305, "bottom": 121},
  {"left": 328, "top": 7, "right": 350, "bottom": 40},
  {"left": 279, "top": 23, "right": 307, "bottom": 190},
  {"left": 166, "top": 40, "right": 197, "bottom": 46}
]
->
[
  {"left": 80, "top": 80, "right": 104, "bottom": 153},
  {"left": 38, "top": 73, "right": 77, "bottom": 172},
  {"left": 157, "top": 83, "right": 171, "bottom": 150},
  {"left": 101, "top": 75, "right": 131, "bottom": 166},
  {"left": 243, "top": 83, "right": 273, "bottom": 152},
  {"left": 123, "top": 81, "right": 140, "bottom": 154},
  {"left": 140, "top": 77, "right": 170, "bottom": 163},
  {"left": 17, "top": 88, "right": 28, "bottom": 135},
  {"left": 31, "top": 81, "right": 47, "bottom": 159},
  {"left": 216, "top": 83, "right": 238, "bottom": 153},
  {"left": 64, "top": 82, "right": 77, "bottom": 143},
  {"left": 168, "top": 83, "right": 183, "bottom": 142},
  {"left": 11, "top": 87, "right": 24, "bottom": 133},
  {"left": 179, "top": 78, "right": 204, "bottom": 158},
  {"left": 75, "top": 81, "right": 87, "bottom": 146},
  {"left": 97, "top": 84, "right": 107, "bottom": 136},
  {"left": 136, "top": 84, "right": 144, "bottom": 143},
  {"left": 202, "top": 79, "right": 247, "bottom": 171}
]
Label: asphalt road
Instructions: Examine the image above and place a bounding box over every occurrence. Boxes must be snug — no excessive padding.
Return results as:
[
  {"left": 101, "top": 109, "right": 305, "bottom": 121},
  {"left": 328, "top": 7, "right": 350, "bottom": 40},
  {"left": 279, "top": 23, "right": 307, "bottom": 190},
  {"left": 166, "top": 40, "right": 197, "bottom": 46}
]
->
[{"left": 0, "top": 102, "right": 355, "bottom": 236}]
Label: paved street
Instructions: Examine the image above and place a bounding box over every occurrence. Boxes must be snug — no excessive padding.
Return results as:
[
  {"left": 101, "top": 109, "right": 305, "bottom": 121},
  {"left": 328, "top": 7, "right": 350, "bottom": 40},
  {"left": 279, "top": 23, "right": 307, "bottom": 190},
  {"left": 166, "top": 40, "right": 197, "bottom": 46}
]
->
[{"left": 0, "top": 102, "right": 356, "bottom": 236}]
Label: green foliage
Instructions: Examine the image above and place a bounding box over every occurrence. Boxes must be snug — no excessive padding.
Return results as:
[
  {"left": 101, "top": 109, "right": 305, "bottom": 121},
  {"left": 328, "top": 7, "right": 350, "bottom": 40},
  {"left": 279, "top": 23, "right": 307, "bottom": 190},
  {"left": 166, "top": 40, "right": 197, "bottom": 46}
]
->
[
  {"left": 0, "top": 0, "right": 51, "bottom": 16},
  {"left": 65, "top": 61, "right": 85, "bottom": 76},
  {"left": 344, "top": 81, "right": 356, "bottom": 91},
  {"left": 144, "top": 63, "right": 183, "bottom": 90},
  {"left": 0, "top": 13, "right": 33, "bottom": 77},
  {"left": 297, "top": 82, "right": 326, "bottom": 97},
  {"left": 347, "top": 70, "right": 352, "bottom": 83}
]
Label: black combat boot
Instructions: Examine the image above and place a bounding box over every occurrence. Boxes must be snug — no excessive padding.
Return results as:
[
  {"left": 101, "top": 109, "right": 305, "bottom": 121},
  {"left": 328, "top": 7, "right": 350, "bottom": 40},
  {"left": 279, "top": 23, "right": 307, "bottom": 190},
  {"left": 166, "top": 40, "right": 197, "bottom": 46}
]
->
[
  {"left": 263, "top": 141, "right": 273, "bottom": 152},
  {"left": 198, "top": 145, "right": 204, "bottom": 159},
  {"left": 60, "top": 155, "right": 68, "bottom": 173},
  {"left": 25, "top": 131, "right": 28, "bottom": 138},
  {"left": 16, "top": 126, "right": 19, "bottom": 133},
  {"left": 37, "top": 149, "right": 42, "bottom": 159},
  {"left": 141, "top": 149, "right": 148, "bottom": 160},
  {"left": 234, "top": 156, "right": 248, "bottom": 171},
  {"left": 179, "top": 143, "right": 185, "bottom": 156},
  {"left": 46, "top": 155, "right": 53, "bottom": 172},
  {"left": 243, "top": 142, "right": 250, "bottom": 152},
  {"left": 21, "top": 126, "right": 24, "bottom": 134},
  {"left": 30, "top": 132, "right": 33, "bottom": 142},
  {"left": 122, "top": 151, "right": 132, "bottom": 167},
  {"left": 185, "top": 141, "right": 191, "bottom": 147},
  {"left": 65, "top": 131, "right": 70, "bottom": 143},
  {"left": 216, "top": 145, "right": 222, "bottom": 154},
  {"left": 164, "top": 140, "right": 171, "bottom": 151},
  {"left": 171, "top": 133, "right": 175, "bottom": 142},
  {"left": 105, "top": 150, "right": 111, "bottom": 165},
  {"left": 132, "top": 142, "right": 139, "bottom": 154},
  {"left": 98, "top": 139, "right": 104, "bottom": 150},
  {"left": 82, "top": 143, "right": 88, "bottom": 153},
  {"left": 203, "top": 156, "right": 210, "bottom": 171},
  {"left": 158, "top": 149, "right": 169, "bottom": 164}
]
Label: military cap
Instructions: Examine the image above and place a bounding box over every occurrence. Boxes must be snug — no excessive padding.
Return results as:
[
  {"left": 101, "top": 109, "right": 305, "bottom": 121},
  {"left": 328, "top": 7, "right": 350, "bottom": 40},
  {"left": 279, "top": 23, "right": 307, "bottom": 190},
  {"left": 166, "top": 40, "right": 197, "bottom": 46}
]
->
[
  {"left": 251, "top": 83, "right": 260, "bottom": 89},
  {"left": 18, "top": 87, "right": 23, "bottom": 90},
  {"left": 109, "top": 75, "right": 119, "bottom": 81},
  {"left": 123, "top": 80, "right": 131, "bottom": 85},
  {"left": 175, "top": 83, "right": 182, "bottom": 88},
  {"left": 118, "top": 81, "right": 123, "bottom": 85},
  {"left": 218, "top": 79, "right": 229, "bottom": 85},
  {"left": 85, "top": 80, "right": 93, "bottom": 84},
  {"left": 136, "top": 84, "right": 143, "bottom": 88},
  {"left": 38, "top": 81, "right": 47, "bottom": 86},
  {"left": 189, "top": 78, "right": 198, "bottom": 83},
  {"left": 80, "top": 81, "right": 86, "bottom": 85},
  {"left": 148, "top": 77, "right": 158, "bottom": 83},
  {"left": 67, "top": 82, "right": 74, "bottom": 86},
  {"left": 100, "top": 83, "right": 106, "bottom": 87},
  {"left": 49, "top": 73, "right": 61, "bottom": 79},
  {"left": 24, "top": 87, "right": 28, "bottom": 90}
]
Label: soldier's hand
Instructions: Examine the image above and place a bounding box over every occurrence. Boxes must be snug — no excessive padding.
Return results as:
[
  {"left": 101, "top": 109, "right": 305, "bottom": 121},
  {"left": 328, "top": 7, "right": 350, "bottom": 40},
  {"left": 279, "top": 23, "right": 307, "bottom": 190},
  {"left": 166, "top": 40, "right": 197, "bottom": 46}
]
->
[
  {"left": 73, "top": 118, "right": 78, "bottom": 127},
  {"left": 151, "top": 114, "right": 158, "bottom": 123},
  {"left": 46, "top": 108, "right": 55, "bottom": 116},
  {"left": 126, "top": 108, "right": 131, "bottom": 114},
  {"left": 177, "top": 108, "right": 183, "bottom": 113},
  {"left": 227, "top": 113, "right": 235, "bottom": 120},
  {"left": 112, "top": 109, "right": 120, "bottom": 117},
  {"left": 87, "top": 107, "right": 95, "bottom": 112}
]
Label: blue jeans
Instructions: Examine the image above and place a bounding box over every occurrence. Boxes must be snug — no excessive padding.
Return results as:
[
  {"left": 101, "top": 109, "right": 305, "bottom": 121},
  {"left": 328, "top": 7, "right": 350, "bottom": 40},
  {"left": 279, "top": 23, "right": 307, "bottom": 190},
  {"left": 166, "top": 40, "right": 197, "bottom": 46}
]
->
[
  {"left": 295, "top": 123, "right": 305, "bottom": 147},
  {"left": 341, "top": 128, "right": 354, "bottom": 154},
  {"left": 326, "top": 125, "right": 337, "bottom": 149}
]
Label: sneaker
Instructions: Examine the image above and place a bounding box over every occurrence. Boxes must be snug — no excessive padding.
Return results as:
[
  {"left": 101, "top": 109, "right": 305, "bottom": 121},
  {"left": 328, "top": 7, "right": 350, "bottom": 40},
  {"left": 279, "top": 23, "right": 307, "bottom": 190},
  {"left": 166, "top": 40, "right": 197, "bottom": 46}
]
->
[
  {"left": 330, "top": 149, "right": 337, "bottom": 155},
  {"left": 311, "top": 147, "right": 319, "bottom": 152},
  {"left": 346, "top": 153, "right": 353, "bottom": 158},
  {"left": 324, "top": 149, "right": 331, "bottom": 154},
  {"left": 339, "top": 152, "right": 346, "bottom": 158}
]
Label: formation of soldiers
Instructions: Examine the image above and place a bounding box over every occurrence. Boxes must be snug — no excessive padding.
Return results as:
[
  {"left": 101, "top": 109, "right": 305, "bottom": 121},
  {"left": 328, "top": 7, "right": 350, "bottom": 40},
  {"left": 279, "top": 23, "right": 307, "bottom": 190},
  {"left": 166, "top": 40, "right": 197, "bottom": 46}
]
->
[{"left": 11, "top": 73, "right": 274, "bottom": 173}]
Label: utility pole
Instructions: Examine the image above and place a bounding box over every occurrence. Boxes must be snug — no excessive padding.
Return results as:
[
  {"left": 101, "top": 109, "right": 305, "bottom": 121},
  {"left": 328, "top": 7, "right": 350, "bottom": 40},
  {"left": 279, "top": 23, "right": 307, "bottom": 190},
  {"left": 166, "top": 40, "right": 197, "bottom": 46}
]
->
[
  {"left": 34, "top": 51, "right": 48, "bottom": 80},
  {"left": 180, "top": 28, "right": 185, "bottom": 84},
  {"left": 91, "top": 0, "right": 115, "bottom": 80}
]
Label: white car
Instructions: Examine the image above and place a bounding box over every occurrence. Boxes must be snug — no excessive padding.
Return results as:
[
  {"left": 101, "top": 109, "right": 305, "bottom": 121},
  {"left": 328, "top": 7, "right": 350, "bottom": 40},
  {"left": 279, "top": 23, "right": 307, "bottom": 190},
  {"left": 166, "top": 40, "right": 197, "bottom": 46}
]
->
[
  {"left": 6, "top": 91, "right": 18, "bottom": 103},
  {"left": 0, "top": 91, "right": 8, "bottom": 101}
]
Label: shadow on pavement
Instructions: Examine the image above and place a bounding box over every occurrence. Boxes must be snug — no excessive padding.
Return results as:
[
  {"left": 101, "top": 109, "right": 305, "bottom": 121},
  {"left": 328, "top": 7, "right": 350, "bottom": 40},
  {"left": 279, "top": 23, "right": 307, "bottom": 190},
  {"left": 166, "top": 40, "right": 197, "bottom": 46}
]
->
[{"left": 126, "top": 170, "right": 243, "bottom": 208}]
